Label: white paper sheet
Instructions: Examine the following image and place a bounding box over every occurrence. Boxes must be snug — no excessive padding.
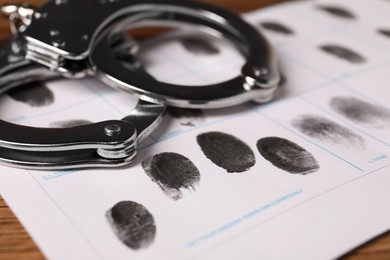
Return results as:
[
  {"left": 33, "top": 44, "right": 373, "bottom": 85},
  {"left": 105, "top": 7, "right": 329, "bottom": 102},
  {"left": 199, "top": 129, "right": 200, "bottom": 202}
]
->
[{"left": 1, "top": 0, "right": 390, "bottom": 259}]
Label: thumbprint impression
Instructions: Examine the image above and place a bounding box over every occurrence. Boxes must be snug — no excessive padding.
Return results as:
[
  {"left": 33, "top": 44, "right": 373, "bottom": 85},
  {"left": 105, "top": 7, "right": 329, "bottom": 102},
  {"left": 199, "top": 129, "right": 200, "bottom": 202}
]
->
[
  {"left": 142, "top": 152, "right": 200, "bottom": 200},
  {"left": 257, "top": 137, "right": 319, "bottom": 175},
  {"left": 197, "top": 131, "right": 256, "bottom": 173},
  {"left": 107, "top": 201, "right": 156, "bottom": 250}
]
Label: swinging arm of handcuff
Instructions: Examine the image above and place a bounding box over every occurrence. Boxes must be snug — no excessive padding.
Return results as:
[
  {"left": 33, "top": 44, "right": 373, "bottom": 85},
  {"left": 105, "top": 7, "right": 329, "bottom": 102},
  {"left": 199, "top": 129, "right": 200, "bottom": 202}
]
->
[
  {"left": 0, "top": 0, "right": 280, "bottom": 169},
  {"left": 16, "top": 0, "right": 279, "bottom": 106}
]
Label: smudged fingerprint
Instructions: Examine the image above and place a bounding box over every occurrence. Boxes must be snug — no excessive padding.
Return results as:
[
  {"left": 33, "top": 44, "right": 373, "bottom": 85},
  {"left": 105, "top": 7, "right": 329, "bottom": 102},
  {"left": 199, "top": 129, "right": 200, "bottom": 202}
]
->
[
  {"left": 291, "top": 114, "right": 365, "bottom": 148},
  {"left": 180, "top": 38, "right": 220, "bottom": 55},
  {"left": 107, "top": 201, "right": 156, "bottom": 250},
  {"left": 257, "top": 137, "right": 319, "bottom": 175},
  {"left": 167, "top": 107, "right": 204, "bottom": 127},
  {"left": 319, "top": 44, "right": 366, "bottom": 64},
  {"left": 378, "top": 29, "right": 390, "bottom": 38},
  {"left": 197, "top": 131, "right": 255, "bottom": 173},
  {"left": 259, "top": 21, "right": 295, "bottom": 35},
  {"left": 142, "top": 152, "right": 200, "bottom": 200},
  {"left": 7, "top": 81, "right": 54, "bottom": 107},
  {"left": 330, "top": 96, "right": 390, "bottom": 129},
  {"left": 49, "top": 119, "right": 92, "bottom": 128},
  {"left": 316, "top": 5, "right": 356, "bottom": 19}
]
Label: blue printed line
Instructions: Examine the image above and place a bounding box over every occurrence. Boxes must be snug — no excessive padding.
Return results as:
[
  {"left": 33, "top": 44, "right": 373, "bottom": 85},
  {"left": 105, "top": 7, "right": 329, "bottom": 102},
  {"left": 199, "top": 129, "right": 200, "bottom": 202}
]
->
[
  {"left": 147, "top": 134, "right": 159, "bottom": 142},
  {"left": 28, "top": 171, "right": 105, "bottom": 259},
  {"left": 185, "top": 189, "right": 303, "bottom": 249},
  {"left": 274, "top": 23, "right": 352, "bottom": 50},
  {"left": 42, "top": 169, "right": 80, "bottom": 181},
  {"left": 156, "top": 51, "right": 209, "bottom": 83},
  {"left": 338, "top": 81, "right": 389, "bottom": 106},
  {"left": 79, "top": 80, "right": 127, "bottom": 117},
  {"left": 278, "top": 50, "right": 331, "bottom": 78},
  {"left": 341, "top": 59, "right": 390, "bottom": 80},
  {"left": 8, "top": 95, "right": 99, "bottom": 124},
  {"left": 79, "top": 78, "right": 118, "bottom": 96}
]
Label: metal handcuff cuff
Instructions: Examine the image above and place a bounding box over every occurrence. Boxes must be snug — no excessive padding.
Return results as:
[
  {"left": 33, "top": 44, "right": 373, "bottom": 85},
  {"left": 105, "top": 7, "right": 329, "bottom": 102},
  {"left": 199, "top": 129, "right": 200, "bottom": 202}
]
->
[{"left": 0, "top": 0, "right": 280, "bottom": 169}]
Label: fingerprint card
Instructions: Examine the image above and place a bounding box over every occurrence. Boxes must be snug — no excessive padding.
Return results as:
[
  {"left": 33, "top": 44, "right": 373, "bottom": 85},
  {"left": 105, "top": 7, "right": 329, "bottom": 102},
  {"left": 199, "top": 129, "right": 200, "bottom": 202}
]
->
[{"left": 1, "top": 1, "right": 390, "bottom": 260}]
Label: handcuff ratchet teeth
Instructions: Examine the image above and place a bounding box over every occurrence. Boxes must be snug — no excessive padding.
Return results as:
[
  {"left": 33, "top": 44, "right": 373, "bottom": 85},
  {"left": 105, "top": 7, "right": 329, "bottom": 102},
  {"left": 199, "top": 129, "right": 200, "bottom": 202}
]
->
[{"left": 0, "top": 0, "right": 280, "bottom": 169}]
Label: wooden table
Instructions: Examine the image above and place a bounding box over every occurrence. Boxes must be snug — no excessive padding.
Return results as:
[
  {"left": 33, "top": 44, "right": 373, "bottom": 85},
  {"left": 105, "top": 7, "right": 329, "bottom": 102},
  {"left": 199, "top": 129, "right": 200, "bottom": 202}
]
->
[{"left": 0, "top": 0, "right": 390, "bottom": 259}]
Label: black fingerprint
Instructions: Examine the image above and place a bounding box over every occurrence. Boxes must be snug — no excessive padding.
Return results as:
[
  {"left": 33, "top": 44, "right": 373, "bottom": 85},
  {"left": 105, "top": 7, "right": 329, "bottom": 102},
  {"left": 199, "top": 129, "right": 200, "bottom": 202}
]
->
[
  {"left": 142, "top": 152, "right": 200, "bottom": 200},
  {"left": 378, "top": 29, "right": 390, "bottom": 38},
  {"left": 330, "top": 96, "right": 390, "bottom": 129},
  {"left": 7, "top": 81, "right": 54, "bottom": 107},
  {"left": 291, "top": 114, "right": 365, "bottom": 148},
  {"left": 49, "top": 119, "right": 92, "bottom": 128},
  {"left": 197, "top": 131, "right": 256, "bottom": 173},
  {"left": 319, "top": 44, "right": 366, "bottom": 64},
  {"left": 107, "top": 201, "right": 156, "bottom": 250},
  {"left": 167, "top": 107, "right": 204, "bottom": 127},
  {"left": 180, "top": 38, "right": 220, "bottom": 55},
  {"left": 260, "top": 21, "right": 295, "bottom": 35},
  {"left": 257, "top": 137, "right": 319, "bottom": 175},
  {"left": 316, "top": 5, "right": 356, "bottom": 19}
]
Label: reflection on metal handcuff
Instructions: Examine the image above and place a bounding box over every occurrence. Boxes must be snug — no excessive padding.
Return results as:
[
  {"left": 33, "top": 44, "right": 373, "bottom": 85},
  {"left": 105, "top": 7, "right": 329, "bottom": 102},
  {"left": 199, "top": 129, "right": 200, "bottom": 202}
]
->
[{"left": 0, "top": 0, "right": 280, "bottom": 169}]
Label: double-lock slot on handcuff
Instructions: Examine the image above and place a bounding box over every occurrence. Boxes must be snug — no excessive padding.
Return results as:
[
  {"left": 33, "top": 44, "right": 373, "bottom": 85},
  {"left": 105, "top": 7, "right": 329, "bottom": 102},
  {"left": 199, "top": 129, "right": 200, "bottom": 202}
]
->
[{"left": 0, "top": 0, "right": 280, "bottom": 169}]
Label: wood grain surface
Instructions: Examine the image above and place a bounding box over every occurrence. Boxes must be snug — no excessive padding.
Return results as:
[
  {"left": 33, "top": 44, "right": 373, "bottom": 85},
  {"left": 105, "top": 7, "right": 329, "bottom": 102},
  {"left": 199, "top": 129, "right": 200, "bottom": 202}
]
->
[{"left": 0, "top": 0, "right": 389, "bottom": 259}]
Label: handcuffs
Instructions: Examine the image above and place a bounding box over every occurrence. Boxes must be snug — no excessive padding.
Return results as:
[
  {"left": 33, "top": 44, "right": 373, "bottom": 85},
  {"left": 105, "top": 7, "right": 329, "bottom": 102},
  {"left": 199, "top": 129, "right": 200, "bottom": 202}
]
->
[{"left": 0, "top": 0, "right": 280, "bottom": 169}]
